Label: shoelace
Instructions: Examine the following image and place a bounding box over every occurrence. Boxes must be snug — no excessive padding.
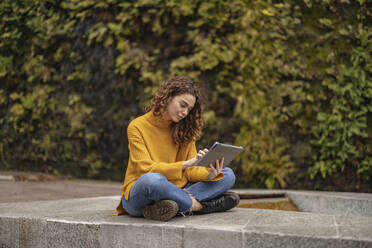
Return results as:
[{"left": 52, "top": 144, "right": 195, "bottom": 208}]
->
[{"left": 180, "top": 209, "right": 193, "bottom": 217}]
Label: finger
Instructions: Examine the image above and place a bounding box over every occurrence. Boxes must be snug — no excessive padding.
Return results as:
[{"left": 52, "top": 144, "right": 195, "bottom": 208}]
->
[
  {"left": 214, "top": 158, "right": 221, "bottom": 173},
  {"left": 209, "top": 163, "right": 217, "bottom": 173},
  {"left": 203, "top": 148, "right": 208, "bottom": 153},
  {"left": 214, "top": 159, "right": 219, "bottom": 168},
  {"left": 215, "top": 160, "right": 220, "bottom": 172},
  {"left": 219, "top": 157, "right": 224, "bottom": 171}
]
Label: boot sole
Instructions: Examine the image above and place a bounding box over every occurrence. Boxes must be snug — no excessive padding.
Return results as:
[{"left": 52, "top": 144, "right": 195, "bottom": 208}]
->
[{"left": 142, "top": 200, "right": 179, "bottom": 221}]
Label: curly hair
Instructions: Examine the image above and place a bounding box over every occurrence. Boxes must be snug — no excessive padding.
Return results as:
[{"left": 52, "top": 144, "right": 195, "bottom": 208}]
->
[{"left": 145, "top": 76, "right": 204, "bottom": 144}]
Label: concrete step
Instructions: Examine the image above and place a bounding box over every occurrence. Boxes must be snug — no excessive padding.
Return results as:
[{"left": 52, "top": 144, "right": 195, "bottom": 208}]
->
[
  {"left": 0, "top": 170, "right": 64, "bottom": 182},
  {"left": 1, "top": 194, "right": 372, "bottom": 248},
  {"left": 238, "top": 197, "right": 299, "bottom": 211},
  {"left": 234, "top": 189, "right": 372, "bottom": 217},
  {"left": 236, "top": 191, "right": 298, "bottom": 211}
]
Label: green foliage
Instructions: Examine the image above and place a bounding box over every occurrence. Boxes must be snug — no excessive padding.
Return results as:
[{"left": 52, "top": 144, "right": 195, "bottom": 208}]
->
[{"left": 0, "top": 0, "right": 371, "bottom": 191}]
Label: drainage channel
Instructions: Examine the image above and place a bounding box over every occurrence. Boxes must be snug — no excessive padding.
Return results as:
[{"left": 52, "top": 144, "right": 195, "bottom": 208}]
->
[{"left": 236, "top": 192, "right": 299, "bottom": 211}]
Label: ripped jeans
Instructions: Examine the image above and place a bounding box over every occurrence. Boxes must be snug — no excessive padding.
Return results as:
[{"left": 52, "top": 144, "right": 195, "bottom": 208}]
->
[{"left": 121, "top": 167, "right": 236, "bottom": 216}]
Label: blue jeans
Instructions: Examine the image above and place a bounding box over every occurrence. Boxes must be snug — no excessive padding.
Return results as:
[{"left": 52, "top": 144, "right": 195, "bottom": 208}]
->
[{"left": 122, "top": 167, "right": 236, "bottom": 216}]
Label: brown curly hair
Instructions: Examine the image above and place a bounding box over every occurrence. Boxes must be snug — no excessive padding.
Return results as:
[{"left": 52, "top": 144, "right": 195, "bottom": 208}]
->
[{"left": 145, "top": 76, "right": 204, "bottom": 144}]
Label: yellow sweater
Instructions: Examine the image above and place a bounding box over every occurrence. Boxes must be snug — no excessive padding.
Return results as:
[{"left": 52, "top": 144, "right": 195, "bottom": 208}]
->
[{"left": 115, "top": 111, "right": 224, "bottom": 215}]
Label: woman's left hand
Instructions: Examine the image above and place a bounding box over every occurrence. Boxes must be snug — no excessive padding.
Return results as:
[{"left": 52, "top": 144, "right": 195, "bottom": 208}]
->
[{"left": 207, "top": 157, "right": 224, "bottom": 179}]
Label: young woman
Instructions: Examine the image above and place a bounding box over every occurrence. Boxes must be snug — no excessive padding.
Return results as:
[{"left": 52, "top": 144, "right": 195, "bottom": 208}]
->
[{"left": 115, "top": 76, "right": 239, "bottom": 221}]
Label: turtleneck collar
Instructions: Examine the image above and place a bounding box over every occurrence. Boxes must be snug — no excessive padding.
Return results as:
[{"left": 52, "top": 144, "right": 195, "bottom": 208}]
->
[{"left": 145, "top": 110, "right": 173, "bottom": 128}]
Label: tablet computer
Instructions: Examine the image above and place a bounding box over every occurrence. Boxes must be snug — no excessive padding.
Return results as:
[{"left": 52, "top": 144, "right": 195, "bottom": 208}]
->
[{"left": 196, "top": 142, "right": 244, "bottom": 167}]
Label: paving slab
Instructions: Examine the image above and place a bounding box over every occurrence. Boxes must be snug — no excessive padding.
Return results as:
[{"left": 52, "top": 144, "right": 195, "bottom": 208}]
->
[{"left": 1, "top": 195, "right": 372, "bottom": 248}]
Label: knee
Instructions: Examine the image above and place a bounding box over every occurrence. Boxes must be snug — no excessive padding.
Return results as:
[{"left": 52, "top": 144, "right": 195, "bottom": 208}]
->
[
  {"left": 222, "top": 167, "right": 236, "bottom": 188},
  {"left": 137, "top": 172, "right": 167, "bottom": 188}
]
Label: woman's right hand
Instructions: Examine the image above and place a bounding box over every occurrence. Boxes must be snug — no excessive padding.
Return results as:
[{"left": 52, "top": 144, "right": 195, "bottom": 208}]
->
[{"left": 182, "top": 148, "right": 208, "bottom": 169}]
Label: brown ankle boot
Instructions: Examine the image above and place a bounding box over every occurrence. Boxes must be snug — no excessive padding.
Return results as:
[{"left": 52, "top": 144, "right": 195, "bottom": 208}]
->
[{"left": 142, "top": 200, "right": 179, "bottom": 221}]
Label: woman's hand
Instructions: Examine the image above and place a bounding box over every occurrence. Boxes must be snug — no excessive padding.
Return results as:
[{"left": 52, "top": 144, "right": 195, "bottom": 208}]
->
[
  {"left": 182, "top": 149, "right": 208, "bottom": 169},
  {"left": 207, "top": 157, "right": 224, "bottom": 179}
]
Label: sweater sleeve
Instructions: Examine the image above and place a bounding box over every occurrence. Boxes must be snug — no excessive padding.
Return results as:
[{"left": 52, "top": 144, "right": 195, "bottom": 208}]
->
[
  {"left": 127, "top": 124, "right": 184, "bottom": 180},
  {"left": 183, "top": 141, "right": 224, "bottom": 182}
]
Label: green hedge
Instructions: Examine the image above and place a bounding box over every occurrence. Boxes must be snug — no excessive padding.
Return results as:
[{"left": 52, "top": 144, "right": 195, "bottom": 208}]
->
[{"left": 1, "top": 0, "right": 371, "bottom": 191}]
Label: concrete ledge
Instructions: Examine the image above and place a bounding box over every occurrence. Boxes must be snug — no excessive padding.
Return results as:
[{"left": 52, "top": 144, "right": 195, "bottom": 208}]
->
[
  {"left": 1, "top": 194, "right": 372, "bottom": 248},
  {"left": 287, "top": 190, "right": 372, "bottom": 217},
  {"left": 234, "top": 189, "right": 372, "bottom": 217}
]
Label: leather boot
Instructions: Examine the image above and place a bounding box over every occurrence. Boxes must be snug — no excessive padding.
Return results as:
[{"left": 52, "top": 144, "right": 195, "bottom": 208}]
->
[
  {"left": 142, "top": 200, "right": 179, "bottom": 221},
  {"left": 195, "top": 191, "right": 240, "bottom": 214}
]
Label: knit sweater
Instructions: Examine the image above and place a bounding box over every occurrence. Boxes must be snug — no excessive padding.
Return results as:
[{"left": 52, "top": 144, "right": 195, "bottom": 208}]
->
[{"left": 115, "top": 111, "right": 224, "bottom": 215}]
